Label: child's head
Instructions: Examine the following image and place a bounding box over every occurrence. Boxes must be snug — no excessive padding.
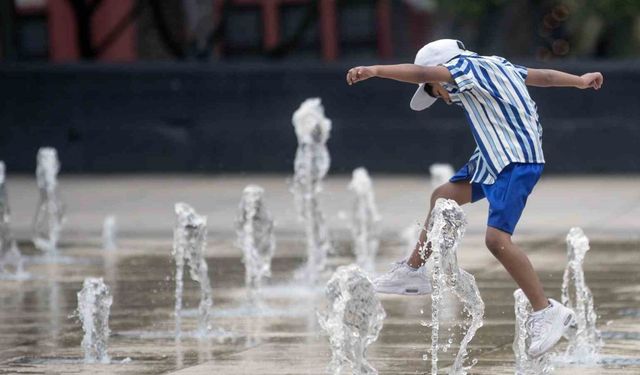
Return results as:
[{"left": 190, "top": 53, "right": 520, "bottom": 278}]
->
[{"left": 410, "top": 39, "right": 468, "bottom": 110}]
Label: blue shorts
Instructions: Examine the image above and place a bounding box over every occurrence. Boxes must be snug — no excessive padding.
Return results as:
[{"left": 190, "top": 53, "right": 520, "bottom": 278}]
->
[{"left": 450, "top": 163, "right": 544, "bottom": 235}]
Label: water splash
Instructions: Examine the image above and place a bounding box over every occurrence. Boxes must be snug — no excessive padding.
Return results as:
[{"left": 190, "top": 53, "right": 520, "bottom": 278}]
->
[
  {"left": 235, "top": 185, "right": 276, "bottom": 308},
  {"left": 290, "top": 98, "right": 333, "bottom": 284},
  {"left": 348, "top": 168, "right": 381, "bottom": 274},
  {"left": 0, "top": 162, "right": 28, "bottom": 279},
  {"left": 429, "top": 163, "right": 455, "bottom": 190},
  {"left": 513, "top": 289, "right": 553, "bottom": 374},
  {"left": 76, "top": 277, "right": 112, "bottom": 364},
  {"left": 318, "top": 264, "right": 386, "bottom": 375},
  {"left": 173, "top": 203, "right": 213, "bottom": 338},
  {"left": 33, "top": 147, "right": 65, "bottom": 257},
  {"left": 558, "top": 227, "right": 602, "bottom": 363},
  {"left": 102, "top": 215, "right": 117, "bottom": 251},
  {"left": 425, "top": 198, "right": 484, "bottom": 375}
]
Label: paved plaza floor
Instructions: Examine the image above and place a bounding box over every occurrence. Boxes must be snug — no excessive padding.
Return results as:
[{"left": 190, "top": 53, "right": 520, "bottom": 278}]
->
[
  {"left": 0, "top": 174, "right": 639, "bottom": 374},
  {"left": 4, "top": 174, "right": 640, "bottom": 240}
]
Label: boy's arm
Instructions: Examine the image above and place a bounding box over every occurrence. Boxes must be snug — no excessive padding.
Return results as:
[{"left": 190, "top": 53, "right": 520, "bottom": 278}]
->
[
  {"left": 346, "top": 64, "right": 452, "bottom": 86},
  {"left": 525, "top": 68, "right": 603, "bottom": 90}
]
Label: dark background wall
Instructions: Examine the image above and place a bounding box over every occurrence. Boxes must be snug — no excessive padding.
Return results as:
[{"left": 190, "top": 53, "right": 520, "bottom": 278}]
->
[{"left": 0, "top": 61, "right": 638, "bottom": 175}]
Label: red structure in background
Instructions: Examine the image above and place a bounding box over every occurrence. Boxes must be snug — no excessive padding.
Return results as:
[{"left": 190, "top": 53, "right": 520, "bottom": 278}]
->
[
  {"left": 407, "top": 5, "right": 432, "bottom": 51},
  {"left": 44, "top": 1, "right": 77, "bottom": 60},
  {"left": 214, "top": 0, "right": 393, "bottom": 61},
  {"left": 48, "top": 0, "right": 137, "bottom": 62},
  {"left": 15, "top": 0, "right": 398, "bottom": 62},
  {"left": 16, "top": 0, "right": 136, "bottom": 62}
]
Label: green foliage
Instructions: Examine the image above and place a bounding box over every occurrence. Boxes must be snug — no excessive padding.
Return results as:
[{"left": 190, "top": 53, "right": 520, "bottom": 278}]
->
[
  {"left": 419, "top": 0, "right": 640, "bottom": 57},
  {"left": 584, "top": 0, "right": 640, "bottom": 17},
  {"left": 561, "top": 0, "right": 640, "bottom": 19},
  {"left": 561, "top": 0, "right": 640, "bottom": 56}
]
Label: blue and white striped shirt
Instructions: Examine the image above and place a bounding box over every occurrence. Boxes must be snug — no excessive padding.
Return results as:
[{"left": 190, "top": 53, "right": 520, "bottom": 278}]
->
[{"left": 442, "top": 53, "right": 544, "bottom": 185}]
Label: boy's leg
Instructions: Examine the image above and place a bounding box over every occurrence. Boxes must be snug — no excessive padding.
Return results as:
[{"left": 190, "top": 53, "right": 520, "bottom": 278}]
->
[
  {"left": 374, "top": 180, "right": 474, "bottom": 295},
  {"left": 484, "top": 227, "right": 548, "bottom": 311},
  {"left": 485, "top": 222, "right": 575, "bottom": 358},
  {"left": 406, "top": 181, "right": 473, "bottom": 268}
]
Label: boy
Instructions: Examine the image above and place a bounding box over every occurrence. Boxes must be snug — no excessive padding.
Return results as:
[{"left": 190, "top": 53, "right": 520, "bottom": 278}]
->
[{"left": 346, "top": 39, "right": 603, "bottom": 357}]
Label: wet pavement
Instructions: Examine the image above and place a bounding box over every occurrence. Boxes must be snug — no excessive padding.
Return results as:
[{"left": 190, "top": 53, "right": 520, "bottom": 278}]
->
[
  {"left": 0, "top": 175, "right": 639, "bottom": 374},
  {"left": 1, "top": 238, "right": 639, "bottom": 374}
]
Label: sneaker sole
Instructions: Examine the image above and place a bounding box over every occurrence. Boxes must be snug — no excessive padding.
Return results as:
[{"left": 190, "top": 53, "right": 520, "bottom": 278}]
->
[
  {"left": 528, "top": 310, "right": 576, "bottom": 358},
  {"left": 375, "top": 285, "right": 432, "bottom": 296}
]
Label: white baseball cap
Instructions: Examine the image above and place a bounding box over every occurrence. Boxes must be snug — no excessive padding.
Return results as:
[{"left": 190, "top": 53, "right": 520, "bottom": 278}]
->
[{"left": 409, "top": 39, "right": 467, "bottom": 111}]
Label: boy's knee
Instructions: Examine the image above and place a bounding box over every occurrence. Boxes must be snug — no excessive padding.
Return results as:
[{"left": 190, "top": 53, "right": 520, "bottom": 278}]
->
[
  {"left": 485, "top": 229, "right": 510, "bottom": 257},
  {"left": 430, "top": 184, "right": 450, "bottom": 206}
]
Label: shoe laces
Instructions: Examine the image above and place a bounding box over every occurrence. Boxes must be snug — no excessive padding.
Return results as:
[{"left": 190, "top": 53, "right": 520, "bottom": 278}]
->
[{"left": 527, "top": 314, "right": 547, "bottom": 339}]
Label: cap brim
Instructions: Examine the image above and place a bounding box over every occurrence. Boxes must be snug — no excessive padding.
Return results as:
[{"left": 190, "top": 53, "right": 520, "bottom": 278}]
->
[{"left": 410, "top": 84, "right": 437, "bottom": 111}]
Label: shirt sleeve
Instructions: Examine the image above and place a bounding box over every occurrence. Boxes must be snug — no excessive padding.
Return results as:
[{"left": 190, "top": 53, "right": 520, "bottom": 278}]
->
[
  {"left": 513, "top": 64, "right": 528, "bottom": 80},
  {"left": 442, "top": 57, "right": 476, "bottom": 93}
]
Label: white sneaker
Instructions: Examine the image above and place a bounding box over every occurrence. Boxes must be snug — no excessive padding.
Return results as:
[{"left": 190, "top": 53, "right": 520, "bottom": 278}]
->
[
  {"left": 373, "top": 260, "right": 432, "bottom": 295},
  {"left": 526, "top": 298, "right": 576, "bottom": 357}
]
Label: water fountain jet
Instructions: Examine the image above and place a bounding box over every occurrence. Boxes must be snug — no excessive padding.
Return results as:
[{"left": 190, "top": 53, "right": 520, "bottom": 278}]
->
[
  {"left": 348, "top": 168, "right": 381, "bottom": 274},
  {"left": 33, "top": 147, "right": 65, "bottom": 257},
  {"left": 290, "top": 98, "right": 333, "bottom": 285},
  {"left": 318, "top": 264, "right": 385, "bottom": 375},
  {"left": 0, "top": 161, "right": 27, "bottom": 279},
  {"left": 559, "top": 227, "right": 602, "bottom": 363},
  {"left": 77, "top": 277, "right": 112, "bottom": 364},
  {"left": 424, "top": 198, "right": 484, "bottom": 375},
  {"left": 235, "top": 185, "right": 276, "bottom": 308},
  {"left": 173, "top": 203, "right": 213, "bottom": 338},
  {"left": 102, "top": 215, "right": 117, "bottom": 251}
]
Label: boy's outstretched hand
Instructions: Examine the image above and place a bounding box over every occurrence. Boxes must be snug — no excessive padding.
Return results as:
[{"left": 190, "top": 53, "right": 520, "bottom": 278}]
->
[
  {"left": 579, "top": 72, "right": 603, "bottom": 90},
  {"left": 347, "top": 66, "right": 377, "bottom": 85}
]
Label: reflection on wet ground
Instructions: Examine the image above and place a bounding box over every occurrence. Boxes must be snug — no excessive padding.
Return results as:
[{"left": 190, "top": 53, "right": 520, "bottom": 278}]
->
[{"left": 0, "top": 238, "right": 639, "bottom": 374}]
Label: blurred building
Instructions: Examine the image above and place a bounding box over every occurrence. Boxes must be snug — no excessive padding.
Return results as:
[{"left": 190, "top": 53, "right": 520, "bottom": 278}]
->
[
  {"left": 3, "top": 0, "right": 639, "bottom": 63},
  {"left": 0, "top": 1, "right": 639, "bottom": 175},
  {"left": 4, "top": 0, "right": 401, "bottom": 62}
]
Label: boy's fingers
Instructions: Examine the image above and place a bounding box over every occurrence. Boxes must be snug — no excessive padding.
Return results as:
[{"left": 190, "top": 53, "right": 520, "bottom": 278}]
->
[
  {"left": 591, "top": 74, "right": 602, "bottom": 89},
  {"left": 346, "top": 66, "right": 372, "bottom": 85},
  {"left": 592, "top": 73, "right": 603, "bottom": 89}
]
